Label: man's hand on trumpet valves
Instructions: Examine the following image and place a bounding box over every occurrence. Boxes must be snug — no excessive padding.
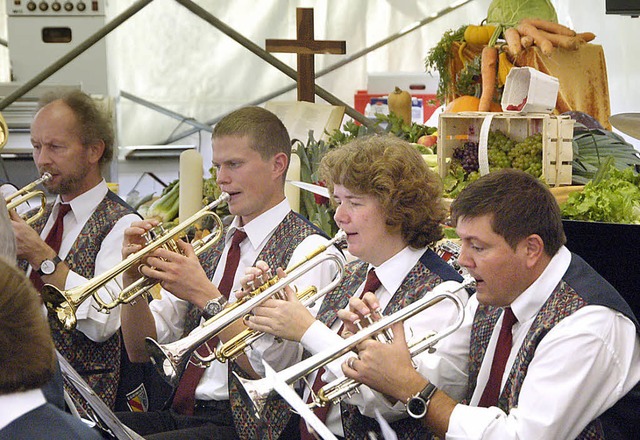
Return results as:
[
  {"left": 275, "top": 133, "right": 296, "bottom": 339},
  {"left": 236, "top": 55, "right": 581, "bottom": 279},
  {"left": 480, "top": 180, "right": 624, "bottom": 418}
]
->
[
  {"left": 8, "top": 208, "right": 51, "bottom": 261},
  {"left": 121, "top": 219, "right": 159, "bottom": 285},
  {"left": 241, "top": 262, "right": 316, "bottom": 342},
  {"left": 122, "top": 219, "right": 222, "bottom": 308},
  {"left": 341, "top": 320, "right": 428, "bottom": 405}
]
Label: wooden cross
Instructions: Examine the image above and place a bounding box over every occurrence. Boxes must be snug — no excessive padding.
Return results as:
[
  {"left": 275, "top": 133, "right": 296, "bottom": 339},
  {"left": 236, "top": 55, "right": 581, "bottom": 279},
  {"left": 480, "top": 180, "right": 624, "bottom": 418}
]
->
[{"left": 266, "top": 8, "right": 346, "bottom": 102}]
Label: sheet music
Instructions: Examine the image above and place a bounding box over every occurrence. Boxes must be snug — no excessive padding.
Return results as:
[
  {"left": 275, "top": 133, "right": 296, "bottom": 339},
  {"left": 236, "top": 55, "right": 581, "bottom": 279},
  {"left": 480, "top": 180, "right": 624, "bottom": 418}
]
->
[
  {"left": 56, "top": 351, "right": 144, "bottom": 440},
  {"left": 263, "top": 361, "right": 338, "bottom": 440}
]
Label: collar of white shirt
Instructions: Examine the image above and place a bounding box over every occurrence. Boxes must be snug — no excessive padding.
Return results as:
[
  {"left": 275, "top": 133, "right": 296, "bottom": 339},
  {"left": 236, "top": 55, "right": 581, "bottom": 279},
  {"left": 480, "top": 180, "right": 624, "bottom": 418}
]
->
[
  {"left": 226, "top": 198, "right": 291, "bottom": 250},
  {"left": 365, "top": 246, "right": 426, "bottom": 307},
  {"left": 509, "top": 245, "right": 571, "bottom": 324},
  {"left": 50, "top": 179, "right": 109, "bottom": 228},
  {"left": 0, "top": 388, "right": 47, "bottom": 430}
]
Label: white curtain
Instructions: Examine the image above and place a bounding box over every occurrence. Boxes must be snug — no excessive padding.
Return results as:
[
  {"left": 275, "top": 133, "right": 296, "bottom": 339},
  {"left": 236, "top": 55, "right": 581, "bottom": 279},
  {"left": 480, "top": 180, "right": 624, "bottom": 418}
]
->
[{"left": 1, "top": 0, "right": 638, "bottom": 149}]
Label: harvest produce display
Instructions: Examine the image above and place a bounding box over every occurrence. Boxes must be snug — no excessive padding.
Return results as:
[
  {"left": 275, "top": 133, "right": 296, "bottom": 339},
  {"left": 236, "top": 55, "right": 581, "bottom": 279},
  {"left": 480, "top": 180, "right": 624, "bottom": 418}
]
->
[{"left": 426, "top": 0, "right": 597, "bottom": 108}]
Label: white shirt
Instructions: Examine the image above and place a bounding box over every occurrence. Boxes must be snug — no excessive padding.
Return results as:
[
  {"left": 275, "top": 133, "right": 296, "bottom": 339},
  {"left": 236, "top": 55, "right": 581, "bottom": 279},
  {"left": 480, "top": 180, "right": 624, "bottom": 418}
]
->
[
  {"left": 150, "top": 198, "right": 344, "bottom": 401},
  {"left": 417, "top": 246, "right": 640, "bottom": 440},
  {"left": 300, "top": 246, "right": 468, "bottom": 437},
  {"left": 0, "top": 388, "right": 47, "bottom": 430},
  {"left": 31, "top": 180, "right": 139, "bottom": 343}
]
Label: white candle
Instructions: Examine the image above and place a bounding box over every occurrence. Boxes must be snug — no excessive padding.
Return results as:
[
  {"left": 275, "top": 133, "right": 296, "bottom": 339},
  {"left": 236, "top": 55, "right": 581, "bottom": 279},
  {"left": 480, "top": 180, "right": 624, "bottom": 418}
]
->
[
  {"left": 179, "top": 149, "right": 203, "bottom": 223},
  {"left": 285, "top": 152, "right": 301, "bottom": 213}
]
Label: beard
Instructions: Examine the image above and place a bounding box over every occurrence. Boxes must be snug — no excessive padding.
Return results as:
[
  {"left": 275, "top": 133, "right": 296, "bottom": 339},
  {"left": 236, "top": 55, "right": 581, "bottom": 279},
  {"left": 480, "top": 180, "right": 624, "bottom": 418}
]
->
[{"left": 42, "top": 165, "right": 90, "bottom": 196}]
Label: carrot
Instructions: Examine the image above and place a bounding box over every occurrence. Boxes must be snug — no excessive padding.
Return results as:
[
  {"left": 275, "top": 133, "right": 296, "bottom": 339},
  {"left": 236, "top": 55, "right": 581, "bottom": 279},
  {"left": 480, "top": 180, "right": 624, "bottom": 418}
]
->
[
  {"left": 504, "top": 27, "right": 523, "bottom": 58},
  {"left": 479, "top": 45, "right": 498, "bottom": 112},
  {"left": 521, "top": 35, "right": 534, "bottom": 49},
  {"left": 520, "top": 18, "right": 576, "bottom": 37},
  {"left": 536, "top": 29, "right": 580, "bottom": 50},
  {"left": 576, "top": 32, "right": 596, "bottom": 43},
  {"left": 517, "top": 22, "right": 554, "bottom": 56}
]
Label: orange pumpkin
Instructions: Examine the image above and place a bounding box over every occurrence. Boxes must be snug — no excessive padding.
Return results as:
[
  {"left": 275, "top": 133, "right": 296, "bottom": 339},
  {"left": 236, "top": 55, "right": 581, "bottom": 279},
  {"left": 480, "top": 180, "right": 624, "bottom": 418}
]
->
[{"left": 444, "top": 95, "right": 502, "bottom": 113}]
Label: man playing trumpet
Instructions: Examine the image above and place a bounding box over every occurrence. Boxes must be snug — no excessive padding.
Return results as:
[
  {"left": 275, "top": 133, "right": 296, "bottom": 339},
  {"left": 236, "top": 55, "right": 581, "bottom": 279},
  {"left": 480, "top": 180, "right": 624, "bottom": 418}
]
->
[
  {"left": 117, "top": 106, "right": 344, "bottom": 440},
  {"left": 242, "top": 136, "right": 469, "bottom": 439},
  {"left": 342, "top": 169, "right": 640, "bottom": 440},
  {"left": 9, "top": 89, "right": 140, "bottom": 411}
]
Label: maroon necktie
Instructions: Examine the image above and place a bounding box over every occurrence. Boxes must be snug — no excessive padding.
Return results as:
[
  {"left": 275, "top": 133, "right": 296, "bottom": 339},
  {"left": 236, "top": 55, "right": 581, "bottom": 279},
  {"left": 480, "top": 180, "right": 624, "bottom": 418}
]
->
[
  {"left": 478, "top": 307, "right": 518, "bottom": 408},
  {"left": 171, "top": 229, "right": 247, "bottom": 416},
  {"left": 300, "top": 268, "right": 381, "bottom": 439},
  {"left": 30, "top": 203, "right": 72, "bottom": 291}
]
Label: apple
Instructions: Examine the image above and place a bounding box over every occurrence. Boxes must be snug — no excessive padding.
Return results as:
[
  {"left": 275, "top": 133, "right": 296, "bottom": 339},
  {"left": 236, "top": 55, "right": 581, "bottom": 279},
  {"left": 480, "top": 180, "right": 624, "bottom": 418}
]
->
[{"left": 417, "top": 134, "right": 438, "bottom": 147}]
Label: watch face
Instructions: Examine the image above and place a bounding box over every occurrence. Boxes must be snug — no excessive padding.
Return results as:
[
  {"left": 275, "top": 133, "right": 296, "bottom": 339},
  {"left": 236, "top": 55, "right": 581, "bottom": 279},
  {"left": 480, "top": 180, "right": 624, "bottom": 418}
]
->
[
  {"left": 208, "top": 302, "right": 223, "bottom": 315},
  {"left": 407, "top": 397, "right": 427, "bottom": 419},
  {"left": 40, "top": 259, "right": 56, "bottom": 275}
]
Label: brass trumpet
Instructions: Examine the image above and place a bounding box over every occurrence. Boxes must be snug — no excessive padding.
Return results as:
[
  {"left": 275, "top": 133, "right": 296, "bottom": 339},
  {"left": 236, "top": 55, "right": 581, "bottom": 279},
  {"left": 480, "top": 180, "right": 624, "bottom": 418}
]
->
[
  {"left": 233, "top": 279, "right": 473, "bottom": 418},
  {"left": 40, "top": 192, "right": 230, "bottom": 331},
  {"left": 145, "top": 230, "right": 347, "bottom": 387},
  {"left": 5, "top": 172, "right": 52, "bottom": 225}
]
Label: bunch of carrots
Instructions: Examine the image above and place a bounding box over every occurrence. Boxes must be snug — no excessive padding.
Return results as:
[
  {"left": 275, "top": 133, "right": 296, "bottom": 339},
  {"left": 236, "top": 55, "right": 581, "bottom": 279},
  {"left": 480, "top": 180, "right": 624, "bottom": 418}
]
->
[{"left": 478, "top": 18, "right": 596, "bottom": 112}]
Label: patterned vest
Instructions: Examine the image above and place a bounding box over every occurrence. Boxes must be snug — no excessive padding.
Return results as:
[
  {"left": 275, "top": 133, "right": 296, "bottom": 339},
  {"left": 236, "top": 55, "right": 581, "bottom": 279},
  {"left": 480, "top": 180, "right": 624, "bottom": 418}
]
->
[
  {"left": 182, "top": 211, "right": 327, "bottom": 440},
  {"left": 467, "top": 253, "right": 640, "bottom": 440},
  {"left": 20, "top": 191, "right": 137, "bottom": 411},
  {"left": 315, "top": 249, "right": 464, "bottom": 440}
]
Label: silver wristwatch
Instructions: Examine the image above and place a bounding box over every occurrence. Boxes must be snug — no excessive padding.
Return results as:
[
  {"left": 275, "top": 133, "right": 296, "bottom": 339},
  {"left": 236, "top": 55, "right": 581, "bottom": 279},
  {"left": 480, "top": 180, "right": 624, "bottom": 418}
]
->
[
  {"left": 202, "top": 296, "right": 228, "bottom": 320},
  {"left": 37, "top": 255, "right": 62, "bottom": 276},
  {"left": 406, "top": 382, "right": 437, "bottom": 419}
]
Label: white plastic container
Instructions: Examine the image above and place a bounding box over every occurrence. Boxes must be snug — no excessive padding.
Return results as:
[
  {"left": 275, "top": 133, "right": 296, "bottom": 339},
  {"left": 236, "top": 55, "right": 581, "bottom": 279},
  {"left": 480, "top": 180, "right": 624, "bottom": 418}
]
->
[{"left": 501, "top": 67, "right": 559, "bottom": 114}]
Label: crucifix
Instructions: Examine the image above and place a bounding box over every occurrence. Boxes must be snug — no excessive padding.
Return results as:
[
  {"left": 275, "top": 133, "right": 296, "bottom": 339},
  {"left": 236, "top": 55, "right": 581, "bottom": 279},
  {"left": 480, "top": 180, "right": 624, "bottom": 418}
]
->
[{"left": 266, "top": 8, "right": 346, "bottom": 102}]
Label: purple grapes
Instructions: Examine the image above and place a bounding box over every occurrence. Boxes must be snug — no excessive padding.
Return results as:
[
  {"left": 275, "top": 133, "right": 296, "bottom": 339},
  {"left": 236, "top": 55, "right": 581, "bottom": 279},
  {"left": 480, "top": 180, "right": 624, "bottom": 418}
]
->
[{"left": 453, "top": 141, "right": 479, "bottom": 173}]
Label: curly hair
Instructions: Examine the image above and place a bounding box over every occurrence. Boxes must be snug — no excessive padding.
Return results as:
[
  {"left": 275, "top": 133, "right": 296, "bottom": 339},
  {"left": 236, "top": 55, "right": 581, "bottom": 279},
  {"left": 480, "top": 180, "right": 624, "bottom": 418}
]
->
[
  {"left": 320, "top": 135, "right": 446, "bottom": 248},
  {"left": 0, "top": 257, "right": 56, "bottom": 394},
  {"left": 38, "top": 89, "right": 114, "bottom": 167}
]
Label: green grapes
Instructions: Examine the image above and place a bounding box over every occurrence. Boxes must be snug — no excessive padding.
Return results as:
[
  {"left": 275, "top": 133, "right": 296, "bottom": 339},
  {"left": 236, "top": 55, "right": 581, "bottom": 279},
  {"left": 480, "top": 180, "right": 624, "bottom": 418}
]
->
[
  {"left": 508, "top": 133, "right": 543, "bottom": 177},
  {"left": 444, "top": 129, "right": 544, "bottom": 198}
]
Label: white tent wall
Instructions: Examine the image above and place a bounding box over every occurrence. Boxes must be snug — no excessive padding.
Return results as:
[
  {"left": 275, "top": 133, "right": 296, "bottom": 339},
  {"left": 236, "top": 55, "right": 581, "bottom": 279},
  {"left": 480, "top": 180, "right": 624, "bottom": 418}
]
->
[{"left": 1, "top": 0, "right": 638, "bottom": 150}]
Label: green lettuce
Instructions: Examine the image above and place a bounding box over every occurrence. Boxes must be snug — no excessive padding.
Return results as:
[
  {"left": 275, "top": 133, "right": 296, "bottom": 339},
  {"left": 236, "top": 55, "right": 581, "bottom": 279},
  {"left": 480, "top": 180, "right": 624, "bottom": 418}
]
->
[
  {"left": 561, "top": 163, "right": 640, "bottom": 224},
  {"left": 487, "top": 0, "right": 558, "bottom": 27}
]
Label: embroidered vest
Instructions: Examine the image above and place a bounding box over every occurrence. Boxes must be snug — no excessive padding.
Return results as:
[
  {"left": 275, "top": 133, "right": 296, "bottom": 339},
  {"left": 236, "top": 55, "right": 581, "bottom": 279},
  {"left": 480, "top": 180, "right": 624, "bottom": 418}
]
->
[
  {"left": 182, "top": 211, "right": 327, "bottom": 440},
  {"left": 316, "top": 250, "right": 464, "bottom": 440},
  {"left": 467, "top": 254, "right": 640, "bottom": 440},
  {"left": 21, "top": 191, "right": 137, "bottom": 411}
]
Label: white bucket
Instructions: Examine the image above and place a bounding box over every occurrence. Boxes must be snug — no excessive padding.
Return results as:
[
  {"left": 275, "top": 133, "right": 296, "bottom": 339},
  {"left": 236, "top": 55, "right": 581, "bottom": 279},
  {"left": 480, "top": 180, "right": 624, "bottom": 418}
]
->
[{"left": 501, "top": 67, "right": 559, "bottom": 114}]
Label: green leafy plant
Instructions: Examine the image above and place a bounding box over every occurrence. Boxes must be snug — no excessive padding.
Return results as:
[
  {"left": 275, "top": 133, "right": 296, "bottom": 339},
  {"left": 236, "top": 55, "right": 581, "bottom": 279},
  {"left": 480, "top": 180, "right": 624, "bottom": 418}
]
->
[
  {"left": 487, "top": 0, "right": 558, "bottom": 27},
  {"left": 562, "top": 158, "right": 640, "bottom": 224},
  {"left": 425, "top": 25, "right": 467, "bottom": 103},
  {"left": 295, "top": 131, "right": 339, "bottom": 237}
]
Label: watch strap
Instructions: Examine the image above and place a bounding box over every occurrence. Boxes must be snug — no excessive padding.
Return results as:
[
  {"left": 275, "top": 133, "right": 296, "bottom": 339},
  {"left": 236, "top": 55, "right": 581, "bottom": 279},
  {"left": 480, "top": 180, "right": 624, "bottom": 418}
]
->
[
  {"left": 37, "top": 255, "right": 62, "bottom": 276},
  {"left": 406, "top": 382, "right": 437, "bottom": 419}
]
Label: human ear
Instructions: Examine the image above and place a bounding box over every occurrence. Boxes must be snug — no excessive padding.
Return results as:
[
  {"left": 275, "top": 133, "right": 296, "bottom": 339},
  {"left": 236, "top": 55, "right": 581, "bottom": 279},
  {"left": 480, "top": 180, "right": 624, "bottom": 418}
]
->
[
  {"left": 88, "top": 140, "right": 106, "bottom": 164},
  {"left": 523, "top": 234, "right": 545, "bottom": 268},
  {"left": 271, "top": 152, "right": 288, "bottom": 179}
]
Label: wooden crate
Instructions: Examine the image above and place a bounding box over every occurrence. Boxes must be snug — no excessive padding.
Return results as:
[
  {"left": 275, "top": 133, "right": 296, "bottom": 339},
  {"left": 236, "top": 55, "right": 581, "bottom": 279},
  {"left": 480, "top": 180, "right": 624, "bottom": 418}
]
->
[{"left": 437, "top": 112, "right": 574, "bottom": 186}]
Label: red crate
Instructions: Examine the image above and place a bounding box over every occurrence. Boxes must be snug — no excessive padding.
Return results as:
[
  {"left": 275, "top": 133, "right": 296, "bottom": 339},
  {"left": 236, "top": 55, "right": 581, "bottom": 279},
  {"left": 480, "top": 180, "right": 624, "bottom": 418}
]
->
[{"left": 354, "top": 90, "right": 440, "bottom": 123}]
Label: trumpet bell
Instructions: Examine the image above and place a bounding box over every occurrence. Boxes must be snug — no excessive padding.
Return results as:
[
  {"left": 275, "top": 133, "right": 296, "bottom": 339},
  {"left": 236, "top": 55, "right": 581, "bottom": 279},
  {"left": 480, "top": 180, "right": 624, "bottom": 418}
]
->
[
  {"left": 233, "top": 374, "right": 273, "bottom": 420},
  {"left": 145, "top": 338, "right": 187, "bottom": 388}
]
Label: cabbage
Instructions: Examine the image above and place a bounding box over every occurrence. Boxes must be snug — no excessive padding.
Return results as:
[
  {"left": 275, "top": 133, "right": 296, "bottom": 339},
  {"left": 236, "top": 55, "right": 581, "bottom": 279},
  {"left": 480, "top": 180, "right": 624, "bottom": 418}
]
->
[{"left": 487, "top": 0, "right": 558, "bottom": 27}]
